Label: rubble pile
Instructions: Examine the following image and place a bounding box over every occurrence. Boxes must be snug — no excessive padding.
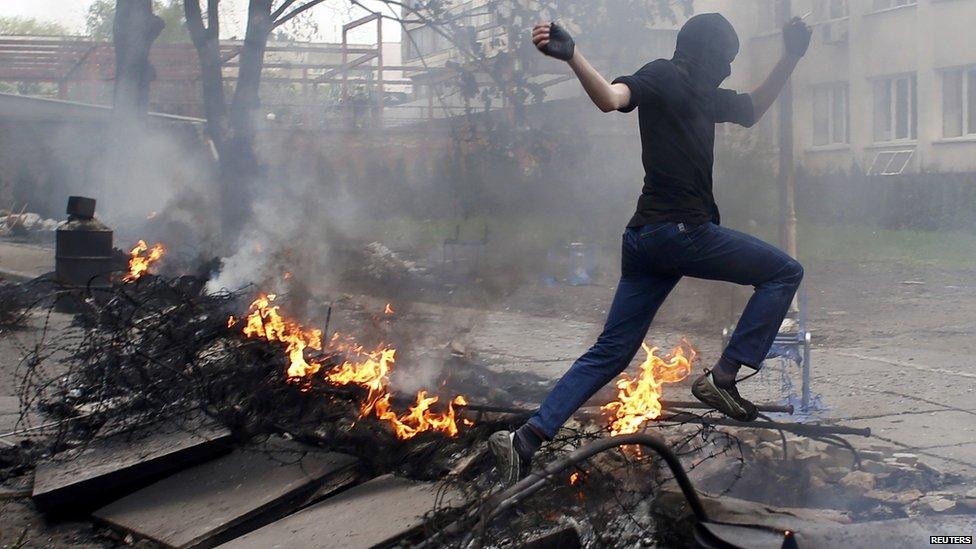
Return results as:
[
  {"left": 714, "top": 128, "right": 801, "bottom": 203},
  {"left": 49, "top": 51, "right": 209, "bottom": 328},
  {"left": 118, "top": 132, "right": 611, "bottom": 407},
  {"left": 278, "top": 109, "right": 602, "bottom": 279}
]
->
[
  {"left": 7, "top": 276, "right": 512, "bottom": 484},
  {"left": 0, "top": 211, "right": 61, "bottom": 237},
  {"left": 709, "top": 429, "right": 974, "bottom": 520},
  {"left": 3, "top": 269, "right": 975, "bottom": 547}
]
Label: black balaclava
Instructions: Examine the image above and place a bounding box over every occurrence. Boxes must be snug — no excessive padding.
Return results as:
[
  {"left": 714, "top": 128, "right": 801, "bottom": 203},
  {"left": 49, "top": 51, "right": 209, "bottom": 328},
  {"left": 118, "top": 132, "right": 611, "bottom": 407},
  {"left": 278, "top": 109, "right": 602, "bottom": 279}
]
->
[{"left": 672, "top": 13, "right": 740, "bottom": 90}]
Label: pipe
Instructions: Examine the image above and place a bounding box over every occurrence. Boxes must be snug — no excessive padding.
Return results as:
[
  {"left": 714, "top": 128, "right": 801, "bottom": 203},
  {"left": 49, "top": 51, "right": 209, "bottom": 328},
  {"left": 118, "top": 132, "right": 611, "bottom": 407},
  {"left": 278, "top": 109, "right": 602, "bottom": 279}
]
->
[
  {"left": 455, "top": 400, "right": 794, "bottom": 416},
  {"left": 422, "top": 433, "right": 709, "bottom": 548},
  {"left": 659, "top": 412, "right": 871, "bottom": 437}
]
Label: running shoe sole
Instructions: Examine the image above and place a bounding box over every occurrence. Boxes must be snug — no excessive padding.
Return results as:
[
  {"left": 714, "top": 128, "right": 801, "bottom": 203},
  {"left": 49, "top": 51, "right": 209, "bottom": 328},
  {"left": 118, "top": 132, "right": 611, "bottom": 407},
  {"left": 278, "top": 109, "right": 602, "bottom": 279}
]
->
[
  {"left": 488, "top": 431, "right": 523, "bottom": 487},
  {"left": 691, "top": 372, "right": 758, "bottom": 422}
]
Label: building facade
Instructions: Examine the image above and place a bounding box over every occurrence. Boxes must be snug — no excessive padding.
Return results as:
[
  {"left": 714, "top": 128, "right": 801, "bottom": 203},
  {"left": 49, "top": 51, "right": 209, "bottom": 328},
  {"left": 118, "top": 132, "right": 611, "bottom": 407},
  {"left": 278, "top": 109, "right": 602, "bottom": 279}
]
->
[{"left": 734, "top": 0, "right": 976, "bottom": 175}]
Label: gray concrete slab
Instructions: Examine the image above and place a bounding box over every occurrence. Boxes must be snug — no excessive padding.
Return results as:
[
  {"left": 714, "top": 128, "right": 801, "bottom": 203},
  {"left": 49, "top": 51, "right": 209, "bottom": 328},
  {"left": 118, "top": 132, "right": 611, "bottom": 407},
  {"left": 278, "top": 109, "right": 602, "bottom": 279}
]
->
[
  {"left": 0, "top": 396, "right": 43, "bottom": 446},
  {"left": 32, "top": 421, "right": 232, "bottom": 513},
  {"left": 219, "top": 474, "right": 466, "bottom": 549},
  {"left": 93, "top": 439, "right": 359, "bottom": 549}
]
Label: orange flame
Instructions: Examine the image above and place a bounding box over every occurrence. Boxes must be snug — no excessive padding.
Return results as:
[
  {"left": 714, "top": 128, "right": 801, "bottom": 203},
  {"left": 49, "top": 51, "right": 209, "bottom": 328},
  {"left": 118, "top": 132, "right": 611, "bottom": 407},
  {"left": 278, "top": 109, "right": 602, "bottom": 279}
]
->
[
  {"left": 241, "top": 294, "right": 324, "bottom": 379},
  {"left": 602, "top": 340, "right": 696, "bottom": 436},
  {"left": 236, "top": 294, "right": 469, "bottom": 440},
  {"left": 384, "top": 303, "right": 395, "bottom": 315},
  {"left": 123, "top": 240, "right": 165, "bottom": 282}
]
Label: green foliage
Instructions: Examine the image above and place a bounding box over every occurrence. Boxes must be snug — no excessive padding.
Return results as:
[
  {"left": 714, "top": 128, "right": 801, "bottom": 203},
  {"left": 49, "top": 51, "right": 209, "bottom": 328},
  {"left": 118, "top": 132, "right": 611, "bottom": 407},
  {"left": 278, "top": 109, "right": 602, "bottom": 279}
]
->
[
  {"left": 86, "top": 0, "right": 189, "bottom": 42},
  {"left": 0, "top": 16, "right": 69, "bottom": 36}
]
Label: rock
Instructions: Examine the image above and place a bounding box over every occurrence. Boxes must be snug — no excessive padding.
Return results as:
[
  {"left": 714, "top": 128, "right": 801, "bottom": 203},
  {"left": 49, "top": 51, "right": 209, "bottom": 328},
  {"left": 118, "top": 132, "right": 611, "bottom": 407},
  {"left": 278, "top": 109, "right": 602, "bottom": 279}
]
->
[
  {"left": 917, "top": 495, "right": 956, "bottom": 514},
  {"left": 793, "top": 449, "right": 822, "bottom": 467},
  {"left": 893, "top": 453, "right": 918, "bottom": 467},
  {"left": 785, "top": 436, "right": 811, "bottom": 455},
  {"left": 756, "top": 429, "right": 783, "bottom": 442},
  {"left": 755, "top": 441, "right": 783, "bottom": 460},
  {"left": 864, "top": 488, "right": 923, "bottom": 506},
  {"left": 823, "top": 467, "right": 851, "bottom": 483},
  {"left": 915, "top": 461, "right": 941, "bottom": 477},
  {"left": 859, "top": 450, "right": 885, "bottom": 461},
  {"left": 839, "top": 471, "right": 875, "bottom": 492},
  {"left": 860, "top": 460, "right": 891, "bottom": 474},
  {"left": 448, "top": 340, "right": 467, "bottom": 356},
  {"left": 823, "top": 445, "right": 855, "bottom": 468}
]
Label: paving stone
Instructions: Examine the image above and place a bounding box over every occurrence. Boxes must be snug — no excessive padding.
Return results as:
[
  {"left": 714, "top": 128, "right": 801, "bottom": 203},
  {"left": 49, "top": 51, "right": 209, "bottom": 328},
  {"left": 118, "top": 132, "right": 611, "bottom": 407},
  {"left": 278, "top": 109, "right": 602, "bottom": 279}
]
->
[
  {"left": 93, "top": 438, "right": 359, "bottom": 549},
  {"left": 32, "top": 420, "right": 231, "bottom": 513},
  {"left": 219, "top": 474, "right": 466, "bottom": 549}
]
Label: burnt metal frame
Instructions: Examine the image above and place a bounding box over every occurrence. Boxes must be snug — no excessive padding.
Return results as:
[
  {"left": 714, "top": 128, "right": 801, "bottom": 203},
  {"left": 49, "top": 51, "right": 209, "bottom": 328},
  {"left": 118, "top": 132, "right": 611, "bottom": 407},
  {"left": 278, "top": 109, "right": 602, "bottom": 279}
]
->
[{"left": 723, "top": 289, "right": 813, "bottom": 411}]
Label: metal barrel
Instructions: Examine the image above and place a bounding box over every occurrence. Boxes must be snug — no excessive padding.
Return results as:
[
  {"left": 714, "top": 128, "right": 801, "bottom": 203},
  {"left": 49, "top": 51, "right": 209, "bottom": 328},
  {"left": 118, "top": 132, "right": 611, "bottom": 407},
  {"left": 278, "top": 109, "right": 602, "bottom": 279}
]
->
[{"left": 55, "top": 196, "right": 114, "bottom": 288}]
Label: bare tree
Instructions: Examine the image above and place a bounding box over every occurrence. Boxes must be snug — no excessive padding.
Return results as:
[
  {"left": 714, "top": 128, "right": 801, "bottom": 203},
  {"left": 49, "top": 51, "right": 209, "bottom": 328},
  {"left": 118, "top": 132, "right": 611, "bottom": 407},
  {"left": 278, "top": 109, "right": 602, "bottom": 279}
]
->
[
  {"left": 113, "top": 0, "right": 165, "bottom": 120},
  {"left": 180, "top": 0, "right": 684, "bottom": 239},
  {"left": 183, "top": 0, "right": 329, "bottom": 241}
]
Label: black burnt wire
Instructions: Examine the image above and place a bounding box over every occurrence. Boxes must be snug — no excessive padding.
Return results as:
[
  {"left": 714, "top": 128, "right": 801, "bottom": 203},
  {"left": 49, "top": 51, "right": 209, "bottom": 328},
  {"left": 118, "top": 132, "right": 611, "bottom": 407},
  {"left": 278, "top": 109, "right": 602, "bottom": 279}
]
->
[
  {"left": 424, "top": 416, "right": 747, "bottom": 548},
  {"left": 4, "top": 274, "right": 868, "bottom": 547}
]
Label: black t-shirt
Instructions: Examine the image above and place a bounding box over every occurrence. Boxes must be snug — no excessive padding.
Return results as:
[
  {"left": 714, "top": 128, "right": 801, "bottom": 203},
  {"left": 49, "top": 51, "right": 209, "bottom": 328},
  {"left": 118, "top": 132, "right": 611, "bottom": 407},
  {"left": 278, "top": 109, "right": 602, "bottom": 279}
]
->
[{"left": 612, "top": 59, "right": 755, "bottom": 227}]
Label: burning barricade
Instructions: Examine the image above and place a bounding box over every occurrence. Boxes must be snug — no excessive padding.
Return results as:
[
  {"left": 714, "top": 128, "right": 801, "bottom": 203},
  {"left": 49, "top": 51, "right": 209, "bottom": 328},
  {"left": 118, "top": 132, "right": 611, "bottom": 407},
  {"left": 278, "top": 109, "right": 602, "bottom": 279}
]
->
[
  {"left": 121, "top": 240, "right": 166, "bottom": 282},
  {"left": 231, "top": 293, "right": 471, "bottom": 440},
  {"left": 4, "top": 260, "right": 974, "bottom": 548}
]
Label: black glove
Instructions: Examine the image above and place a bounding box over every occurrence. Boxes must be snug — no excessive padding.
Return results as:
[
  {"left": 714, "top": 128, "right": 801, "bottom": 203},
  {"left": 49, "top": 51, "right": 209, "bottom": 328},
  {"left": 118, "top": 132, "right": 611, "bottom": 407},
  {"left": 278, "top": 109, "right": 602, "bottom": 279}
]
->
[
  {"left": 541, "top": 22, "right": 575, "bottom": 61},
  {"left": 783, "top": 17, "right": 812, "bottom": 58}
]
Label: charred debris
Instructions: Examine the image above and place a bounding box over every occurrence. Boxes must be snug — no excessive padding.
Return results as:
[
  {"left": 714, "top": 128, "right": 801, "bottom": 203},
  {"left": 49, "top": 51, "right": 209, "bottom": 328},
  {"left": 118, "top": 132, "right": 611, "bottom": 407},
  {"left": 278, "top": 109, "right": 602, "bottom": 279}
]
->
[{"left": 0, "top": 241, "right": 972, "bottom": 548}]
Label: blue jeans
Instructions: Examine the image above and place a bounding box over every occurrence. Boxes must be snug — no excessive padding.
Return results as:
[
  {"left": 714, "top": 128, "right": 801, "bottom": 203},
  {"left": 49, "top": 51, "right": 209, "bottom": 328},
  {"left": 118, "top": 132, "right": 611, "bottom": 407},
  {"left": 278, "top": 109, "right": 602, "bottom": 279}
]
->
[{"left": 528, "top": 222, "right": 803, "bottom": 438}]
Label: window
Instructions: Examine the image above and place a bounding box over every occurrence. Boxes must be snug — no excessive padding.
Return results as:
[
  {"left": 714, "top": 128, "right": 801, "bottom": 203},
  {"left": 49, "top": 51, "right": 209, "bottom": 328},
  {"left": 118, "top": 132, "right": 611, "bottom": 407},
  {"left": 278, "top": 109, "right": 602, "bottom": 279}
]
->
[
  {"left": 812, "top": 83, "right": 849, "bottom": 146},
  {"left": 815, "top": 0, "right": 848, "bottom": 20},
  {"left": 871, "top": 0, "right": 916, "bottom": 10},
  {"left": 873, "top": 75, "right": 917, "bottom": 142},
  {"left": 942, "top": 67, "right": 976, "bottom": 138},
  {"left": 828, "top": 0, "right": 849, "bottom": 19},
  {"left": 867, "top": 150, "right": 914, "bottom": 176}
]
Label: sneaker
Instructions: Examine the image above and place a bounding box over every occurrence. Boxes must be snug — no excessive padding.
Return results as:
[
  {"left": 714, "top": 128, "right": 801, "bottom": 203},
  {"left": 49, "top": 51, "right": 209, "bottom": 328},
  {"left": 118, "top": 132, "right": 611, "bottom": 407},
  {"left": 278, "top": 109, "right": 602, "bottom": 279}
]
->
[
  {"left": 489, "top": 431, "right": 530, "bottom": 487},
  {"left": 691, "top": 370, "right": 759, "bottom": 422}
]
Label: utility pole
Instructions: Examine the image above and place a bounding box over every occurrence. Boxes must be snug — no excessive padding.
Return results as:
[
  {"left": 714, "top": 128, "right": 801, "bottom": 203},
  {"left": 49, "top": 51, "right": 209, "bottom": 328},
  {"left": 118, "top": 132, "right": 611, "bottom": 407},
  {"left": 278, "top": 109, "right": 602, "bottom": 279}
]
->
[{"left": 775, "top": 0, "right": 799, "bottom": 314}]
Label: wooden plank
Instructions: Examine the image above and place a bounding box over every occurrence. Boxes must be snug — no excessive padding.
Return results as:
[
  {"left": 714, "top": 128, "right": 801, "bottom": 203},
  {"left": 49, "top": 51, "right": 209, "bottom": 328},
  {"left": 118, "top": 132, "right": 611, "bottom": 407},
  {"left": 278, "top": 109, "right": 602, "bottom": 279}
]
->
[
  {"left": 32, "top": 420, "right": 231, "bottom": 513},
  {"left": 93, "top": 438, "right": 359, "bottom": 549},
  {"left": 218, "top": 474, "right": 466, "bottom": 549}
]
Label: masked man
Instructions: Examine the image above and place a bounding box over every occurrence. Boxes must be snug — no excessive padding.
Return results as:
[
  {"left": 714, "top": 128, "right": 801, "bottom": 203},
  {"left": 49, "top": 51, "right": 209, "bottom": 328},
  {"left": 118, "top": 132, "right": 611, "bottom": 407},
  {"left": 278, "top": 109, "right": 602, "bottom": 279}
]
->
[{"left": 490, "top": 13, "right": 813, "bottom": 485}]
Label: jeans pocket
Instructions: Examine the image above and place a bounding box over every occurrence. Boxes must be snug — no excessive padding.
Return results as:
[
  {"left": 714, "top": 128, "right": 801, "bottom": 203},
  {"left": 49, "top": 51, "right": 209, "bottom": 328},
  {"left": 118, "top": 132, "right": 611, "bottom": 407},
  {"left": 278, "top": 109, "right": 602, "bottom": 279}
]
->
[
  {"left": 680, "top": 222, "right": 712, "bottom": 253},
  {"left": 638, "top": 222, "right": 672, "bottom": 239}
]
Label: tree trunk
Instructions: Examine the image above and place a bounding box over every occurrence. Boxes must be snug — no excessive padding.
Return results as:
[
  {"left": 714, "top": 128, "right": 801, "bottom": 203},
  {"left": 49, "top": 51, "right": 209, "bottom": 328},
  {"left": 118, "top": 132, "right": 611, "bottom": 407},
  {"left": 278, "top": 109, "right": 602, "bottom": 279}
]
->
[
  {"left": 101, "top": 0, "right": 164, "bottom": 217},
  {"left": 113, "top": 0, "right": 164, "bottom": 120},
  {"left": 184, "top": 0, "right": 227, "bottom": 152},
  {"left": 216, "top": 0, "right": 273, "bottom": 239},
  {"left": 184, "top": 0, "right": 275, "bottom": 242}
]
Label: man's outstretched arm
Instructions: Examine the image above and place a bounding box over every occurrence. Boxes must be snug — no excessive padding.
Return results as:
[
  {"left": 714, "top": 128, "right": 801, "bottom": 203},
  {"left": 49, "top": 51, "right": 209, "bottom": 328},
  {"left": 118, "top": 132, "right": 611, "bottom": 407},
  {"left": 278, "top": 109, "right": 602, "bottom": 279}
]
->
[
  {"left": 532, "top": 22, "right": 630, "bottom": 113},
  {"left": 750, "top": 17, "right": 812, "bottom": 122}
]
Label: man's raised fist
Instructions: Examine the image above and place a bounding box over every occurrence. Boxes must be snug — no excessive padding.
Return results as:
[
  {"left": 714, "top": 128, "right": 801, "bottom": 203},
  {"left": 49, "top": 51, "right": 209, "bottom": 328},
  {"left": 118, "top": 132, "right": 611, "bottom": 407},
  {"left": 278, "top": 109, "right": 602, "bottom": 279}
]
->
[
  {"left": 783, "top": 16, "right": 812, "bottom": 58},
  {"left": 534, "top": 21, "right": 575, "bottom": 61}
]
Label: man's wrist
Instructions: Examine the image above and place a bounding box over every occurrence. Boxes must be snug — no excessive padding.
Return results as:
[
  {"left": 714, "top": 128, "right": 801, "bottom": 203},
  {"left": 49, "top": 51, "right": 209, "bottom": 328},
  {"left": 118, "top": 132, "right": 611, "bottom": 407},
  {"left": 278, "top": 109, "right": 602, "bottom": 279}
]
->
[{"left": 566, "top": 48, "right": 582, "bottom": 69}]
